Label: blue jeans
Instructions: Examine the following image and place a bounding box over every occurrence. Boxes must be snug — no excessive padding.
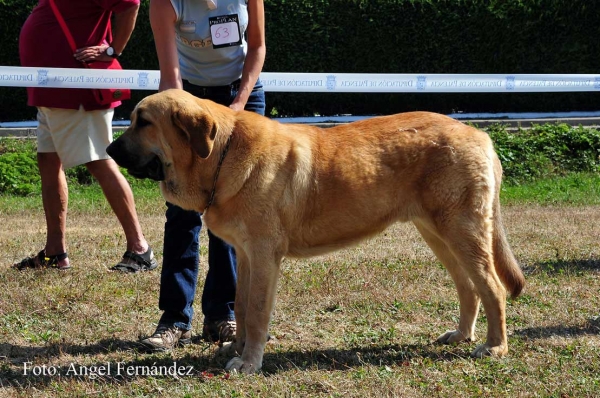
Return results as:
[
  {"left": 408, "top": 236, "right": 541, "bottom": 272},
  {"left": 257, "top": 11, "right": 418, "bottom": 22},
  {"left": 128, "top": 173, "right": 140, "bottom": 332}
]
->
[{"left": 158, "top": 80, "right": 265, "bottom": 330}]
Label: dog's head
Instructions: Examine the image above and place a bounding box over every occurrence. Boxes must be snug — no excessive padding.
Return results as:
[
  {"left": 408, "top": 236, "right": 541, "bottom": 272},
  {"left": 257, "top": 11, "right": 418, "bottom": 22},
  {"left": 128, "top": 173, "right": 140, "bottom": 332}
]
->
[{"left": 107, "top": 89, "right": 221, "bottom": 183}]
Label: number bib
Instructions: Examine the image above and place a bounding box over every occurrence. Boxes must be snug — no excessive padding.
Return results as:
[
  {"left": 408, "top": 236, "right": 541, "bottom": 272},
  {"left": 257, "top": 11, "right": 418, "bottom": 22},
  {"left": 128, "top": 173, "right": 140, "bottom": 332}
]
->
[{"left": 209, "top": 14, "right": 243, "bottom": 49}]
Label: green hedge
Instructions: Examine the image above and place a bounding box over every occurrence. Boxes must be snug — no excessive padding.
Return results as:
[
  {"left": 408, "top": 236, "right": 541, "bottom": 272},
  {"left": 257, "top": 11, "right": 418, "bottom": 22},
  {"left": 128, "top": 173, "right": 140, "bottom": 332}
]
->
[
  {"left": 2, "top": 123, "right": 600, "bottom": 195},
  {"left": 1, "top": 0, "right": 599, "bottom": 121},
  {"left": 488, "top": 123, "right": 600, "bottom": 185}
]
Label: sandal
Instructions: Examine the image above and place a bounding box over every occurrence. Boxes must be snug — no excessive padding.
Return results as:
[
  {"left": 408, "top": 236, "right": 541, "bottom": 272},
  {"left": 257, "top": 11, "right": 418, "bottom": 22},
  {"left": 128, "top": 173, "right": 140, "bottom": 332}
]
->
[
  {"left": 13, "top": 250, "right": 70, "bottom": 271},
  {"left": 110, "top": 247, "right": 158, "bottom": 273}
]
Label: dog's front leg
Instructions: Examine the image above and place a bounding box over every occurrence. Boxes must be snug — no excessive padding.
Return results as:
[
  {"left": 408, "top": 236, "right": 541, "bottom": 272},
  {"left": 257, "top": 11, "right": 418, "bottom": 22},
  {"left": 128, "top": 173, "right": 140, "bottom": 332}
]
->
[
  {"left": 225, "top": 243, "right": 282, "bottom": 374},
  {"left": 232, "top": 248, "right": 250, "bottom": 354}
]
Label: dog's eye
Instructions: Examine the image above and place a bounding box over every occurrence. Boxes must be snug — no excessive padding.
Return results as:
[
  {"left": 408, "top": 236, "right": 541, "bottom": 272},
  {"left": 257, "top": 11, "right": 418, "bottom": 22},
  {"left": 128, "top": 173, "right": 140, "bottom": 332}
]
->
[{"left": 136, "top": 117, "right": 152, "bottom": 128}]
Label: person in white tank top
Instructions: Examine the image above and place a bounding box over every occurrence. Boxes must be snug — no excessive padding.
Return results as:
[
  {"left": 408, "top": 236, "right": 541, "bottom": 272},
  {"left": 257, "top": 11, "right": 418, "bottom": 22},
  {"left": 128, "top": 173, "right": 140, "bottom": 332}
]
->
[{"left": 140, "top": 0, "right": 266, "bottom": 351}]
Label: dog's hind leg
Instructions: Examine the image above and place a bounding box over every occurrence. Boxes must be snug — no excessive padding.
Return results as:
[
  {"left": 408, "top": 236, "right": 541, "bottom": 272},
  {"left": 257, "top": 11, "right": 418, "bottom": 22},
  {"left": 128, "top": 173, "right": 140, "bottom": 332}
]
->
[
  {"left": 436, "top": 218, "right": 508, "bottom": 358},
  {"left": 414, "top": 221, "right": 480, "bottom": 344}
]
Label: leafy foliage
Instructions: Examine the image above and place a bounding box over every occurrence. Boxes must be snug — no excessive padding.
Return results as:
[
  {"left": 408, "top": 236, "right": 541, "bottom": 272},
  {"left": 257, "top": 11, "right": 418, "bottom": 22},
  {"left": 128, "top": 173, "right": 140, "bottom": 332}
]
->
[
  {"left": 0, "top": 151, "right": 39, "bottom": 195},
  {"left": 2, "top": 123, "right": 600, "bottom": 196},
  {"left": 488, "top": 123, "right": 600, "bottom": 184},
  {"left": 65, "top": 165, "right": 96, "bottom": 186},
  {"left": 1, "top": 0, "right": 600, "bottom": 121}
]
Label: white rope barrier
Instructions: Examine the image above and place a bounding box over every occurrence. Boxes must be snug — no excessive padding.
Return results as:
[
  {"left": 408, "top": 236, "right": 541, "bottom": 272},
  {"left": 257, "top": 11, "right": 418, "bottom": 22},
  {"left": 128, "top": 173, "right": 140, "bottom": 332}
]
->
[{"left": 0, "top": 66, "right": 599, "bottom": 93}]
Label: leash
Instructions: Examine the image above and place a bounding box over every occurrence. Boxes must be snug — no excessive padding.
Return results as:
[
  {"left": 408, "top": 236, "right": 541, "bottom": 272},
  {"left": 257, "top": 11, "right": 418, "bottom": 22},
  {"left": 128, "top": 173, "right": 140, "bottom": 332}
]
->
[{"left": 203, "top": 134, "right": 233, "bottom": 214}]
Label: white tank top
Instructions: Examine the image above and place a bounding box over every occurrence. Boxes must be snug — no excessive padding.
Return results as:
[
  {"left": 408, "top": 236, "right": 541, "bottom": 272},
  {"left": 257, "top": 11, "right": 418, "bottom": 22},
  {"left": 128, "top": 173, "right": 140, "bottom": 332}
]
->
[{"left": 170, "top": 0, "right": 248, "bottom": 86}]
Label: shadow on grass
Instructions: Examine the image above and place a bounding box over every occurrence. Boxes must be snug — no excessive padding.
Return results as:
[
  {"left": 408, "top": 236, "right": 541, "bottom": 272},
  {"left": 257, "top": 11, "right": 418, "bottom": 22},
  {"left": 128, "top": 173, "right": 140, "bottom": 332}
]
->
[
  {"left": 259, "top": 342, "right": 469, "bottom": 375},
  {"left": 0, "top": 338, "right": 214, "bottom": 388},
  {"left": 1, "top": 338, "right": 142, "bottom": 363},
  {"left": 0, "top": 340, "right": 468, "bottom": 388},
  {"left": 3, "top": 318, "right": 599, "bottom": 388},
  {"left": 514, "top": 319, "right": 600, "bottom": 340},
  {"left": 523, "top": 257, "right": 600, "bottom": 276}
]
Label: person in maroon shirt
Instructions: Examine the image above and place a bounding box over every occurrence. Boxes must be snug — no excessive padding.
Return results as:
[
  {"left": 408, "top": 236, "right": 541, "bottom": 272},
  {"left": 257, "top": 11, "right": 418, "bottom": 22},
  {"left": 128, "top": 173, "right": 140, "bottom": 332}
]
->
[{"left": 14, "top": 0, "right": 157, "bottom": 272}]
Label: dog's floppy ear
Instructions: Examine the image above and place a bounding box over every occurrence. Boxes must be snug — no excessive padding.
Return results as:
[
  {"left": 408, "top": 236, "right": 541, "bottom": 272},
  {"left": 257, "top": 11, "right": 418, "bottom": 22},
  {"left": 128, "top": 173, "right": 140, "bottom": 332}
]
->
[{"left": 172, "top": 102, "right": 218, "bottom": 159}]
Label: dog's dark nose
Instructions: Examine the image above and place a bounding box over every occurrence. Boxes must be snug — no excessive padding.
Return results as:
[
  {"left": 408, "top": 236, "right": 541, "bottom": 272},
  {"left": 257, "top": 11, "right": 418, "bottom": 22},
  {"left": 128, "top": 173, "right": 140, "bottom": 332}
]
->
[
  {"left": 106, "top": 140, "right": 125, "bottom": 166},
  {"left": 106, "top": 138, "right": 164, "bottom": 181}
]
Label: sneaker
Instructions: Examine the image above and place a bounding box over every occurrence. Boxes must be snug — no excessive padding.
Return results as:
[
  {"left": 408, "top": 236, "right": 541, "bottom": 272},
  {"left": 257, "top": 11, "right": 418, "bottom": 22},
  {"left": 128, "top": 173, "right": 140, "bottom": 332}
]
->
[
  {"left": 139, "top": 324, "right": 192, "bottom": 352},
  {"left": 202, "top": 319, "right": 236, "bottom": 343}
]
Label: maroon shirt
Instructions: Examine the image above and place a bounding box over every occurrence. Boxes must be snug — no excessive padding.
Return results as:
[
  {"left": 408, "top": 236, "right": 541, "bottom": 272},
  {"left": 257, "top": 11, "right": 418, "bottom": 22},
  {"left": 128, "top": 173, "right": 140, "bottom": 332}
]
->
[{"left": 19, "top": 0, "right": 139, "bottom": 110}]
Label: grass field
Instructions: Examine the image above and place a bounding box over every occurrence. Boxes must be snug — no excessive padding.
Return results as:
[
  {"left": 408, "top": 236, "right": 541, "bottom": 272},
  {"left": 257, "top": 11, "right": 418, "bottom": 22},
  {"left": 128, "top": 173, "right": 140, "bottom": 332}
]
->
[{"left": 0, "top": 175, "right": 599, "bottom": 397}]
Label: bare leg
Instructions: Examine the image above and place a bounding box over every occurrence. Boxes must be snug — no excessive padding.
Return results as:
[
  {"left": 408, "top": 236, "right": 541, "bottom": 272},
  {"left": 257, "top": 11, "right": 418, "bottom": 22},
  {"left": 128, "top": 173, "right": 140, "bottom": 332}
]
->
[
  {"left": 85, "top": 159, "right": 148, "bottom": 254},
  {"left": 38, "top": 152, "right": 70, "bottom": 269}
]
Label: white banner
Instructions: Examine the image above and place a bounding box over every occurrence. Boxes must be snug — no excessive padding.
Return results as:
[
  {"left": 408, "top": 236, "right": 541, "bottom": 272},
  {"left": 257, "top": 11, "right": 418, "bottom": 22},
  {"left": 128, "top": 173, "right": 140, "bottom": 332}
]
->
[{"left": 0, "top": 66, "right": 599, "bottom": 93}]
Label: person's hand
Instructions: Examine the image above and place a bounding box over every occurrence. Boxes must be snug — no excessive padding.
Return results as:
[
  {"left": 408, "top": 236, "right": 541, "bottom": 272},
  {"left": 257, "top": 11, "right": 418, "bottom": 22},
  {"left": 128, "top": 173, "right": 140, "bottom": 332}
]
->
[
  {"left": 229, "top": 102, "right": 245, "bottom": 112},
  {"left": 74, "top": 45, "right": 111, "bottom": 63}
]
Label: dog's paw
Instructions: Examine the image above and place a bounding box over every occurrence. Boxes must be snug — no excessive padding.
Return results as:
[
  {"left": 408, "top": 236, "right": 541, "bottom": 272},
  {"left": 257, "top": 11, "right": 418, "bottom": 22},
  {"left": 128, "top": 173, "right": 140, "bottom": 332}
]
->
[
  {"left": 470, "top": 343, "right": 508, "bottom": 358},
  {"left": 216, "top": 341, "right": 238, "bottom": 357},
  {"left": 436, "top": 329, "right": 474, "bottom": 344},
  {"left": 225, "top": 357, "right": 261, "bottom": 374}
]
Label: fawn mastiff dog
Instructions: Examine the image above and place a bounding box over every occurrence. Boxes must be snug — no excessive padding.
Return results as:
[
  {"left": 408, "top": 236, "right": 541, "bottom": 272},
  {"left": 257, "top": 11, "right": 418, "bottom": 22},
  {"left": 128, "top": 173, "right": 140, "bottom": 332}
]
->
[{"left": 107, "top": 89, "right": 524, "bottom": 374}]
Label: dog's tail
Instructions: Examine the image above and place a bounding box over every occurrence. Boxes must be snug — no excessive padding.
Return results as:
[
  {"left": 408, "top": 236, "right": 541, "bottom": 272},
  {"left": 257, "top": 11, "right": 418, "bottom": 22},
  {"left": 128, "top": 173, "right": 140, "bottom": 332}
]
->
[{"left": 491, "top": 156, "right": 525, "bottom": 299}]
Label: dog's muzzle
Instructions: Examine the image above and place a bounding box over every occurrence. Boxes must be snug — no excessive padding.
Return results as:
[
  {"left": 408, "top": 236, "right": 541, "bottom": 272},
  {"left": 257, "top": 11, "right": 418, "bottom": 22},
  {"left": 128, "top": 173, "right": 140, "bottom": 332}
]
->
[
  {"left": 127, "top": 155, "right": 165, "bottom": 181},
  {"left": 106, "top": 140, "right": 165, "bottom": 181}
]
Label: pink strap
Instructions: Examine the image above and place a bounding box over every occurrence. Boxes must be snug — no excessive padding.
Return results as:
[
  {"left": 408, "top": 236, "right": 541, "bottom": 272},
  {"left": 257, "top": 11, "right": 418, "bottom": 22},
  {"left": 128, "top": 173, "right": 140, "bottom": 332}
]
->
[{"left": 48, "top": 0, "right": 112, "bottom": 52}]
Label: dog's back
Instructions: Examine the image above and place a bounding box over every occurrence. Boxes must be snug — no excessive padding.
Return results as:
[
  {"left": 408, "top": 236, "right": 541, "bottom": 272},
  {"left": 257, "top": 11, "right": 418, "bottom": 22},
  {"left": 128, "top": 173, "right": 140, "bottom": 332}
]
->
[{"left": 273, "top": 112, "right": 498, "bottom": 255}]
